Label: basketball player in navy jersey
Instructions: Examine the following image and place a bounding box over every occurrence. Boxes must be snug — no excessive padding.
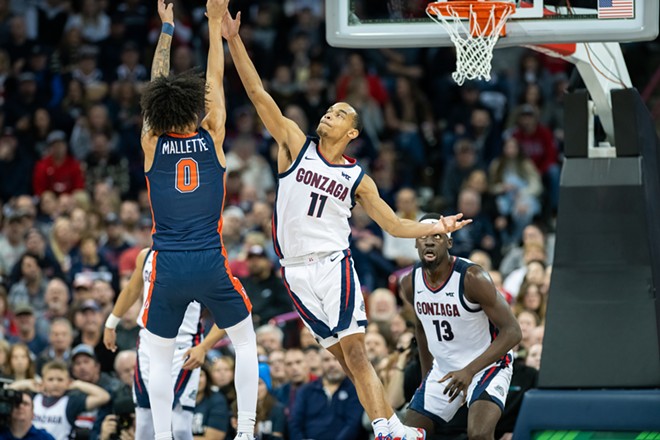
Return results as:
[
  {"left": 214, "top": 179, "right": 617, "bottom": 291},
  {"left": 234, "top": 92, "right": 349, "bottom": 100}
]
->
[
  {"left": 103, "top": 247, "right": 227, "bottom": 440},
  {"left": 114, "top": 1, "right": 258, "bottom": 439},
  {"left": 401, "top": 213, "right": 521, "bottom": 440},
  {"left": 222, "top": 10, "right": 471, "bottom": 440}
]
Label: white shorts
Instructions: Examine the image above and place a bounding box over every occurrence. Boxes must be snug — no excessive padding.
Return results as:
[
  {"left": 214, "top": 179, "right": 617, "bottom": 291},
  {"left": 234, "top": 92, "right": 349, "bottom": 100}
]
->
[
  {"left": 409, "top": 355, "right": 513, "bottom": 424},
  {"left": 281, "top": 249, "right": 367, "bottom": 348},
  {"left": 134, "top": 329, "right": 202, "bottom": 411}
]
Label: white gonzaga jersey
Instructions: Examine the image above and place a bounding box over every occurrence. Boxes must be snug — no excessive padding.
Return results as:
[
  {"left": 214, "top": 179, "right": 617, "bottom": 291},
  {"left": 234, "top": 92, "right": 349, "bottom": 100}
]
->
[
  {"left": 413, "top": 257, "right": 512, "bottom": 373},
  {"left": 274, "top": 137, "right": 365, "bottom": 258},
  {"left": 137, "top": 250, "right": 201, "bottom": 338},
  {"left": 32, "top": 394, "right": 73, "bottom": 440}
]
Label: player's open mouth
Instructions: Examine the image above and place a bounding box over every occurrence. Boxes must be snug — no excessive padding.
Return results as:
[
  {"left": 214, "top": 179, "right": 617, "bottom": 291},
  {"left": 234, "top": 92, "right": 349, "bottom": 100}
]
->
[{"left": 423, "top": 249, "right": 437, "bottom": 261}]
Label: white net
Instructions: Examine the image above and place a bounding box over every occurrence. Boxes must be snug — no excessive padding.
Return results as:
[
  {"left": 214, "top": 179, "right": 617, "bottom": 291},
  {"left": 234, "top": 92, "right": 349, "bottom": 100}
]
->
[{"left": 427, "top": 2, "right": 515, "bottom": 85}]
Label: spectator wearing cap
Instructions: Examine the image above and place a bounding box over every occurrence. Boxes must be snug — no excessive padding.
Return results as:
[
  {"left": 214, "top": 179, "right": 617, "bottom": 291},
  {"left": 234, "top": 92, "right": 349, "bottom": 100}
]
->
[
  {"left": 289, "top": 349, "right": 363, "bottom": 440},
  {"left": 239, "top": 245, "right": 292, "bottom": 327},
  {"left": 249, "top": 362, "right": 286, "bottom": 439},
  {"left": 84, "top": 131, "right": 130, "bottom": 197},
  {"left": 8, "top": 253, "right": 49, "bottom": 314},
  {"left": 0, "top": 210, "right": 27, "bottom": 277},
  {"left": 8, "top": 303, "right": 49, "bottom": 356},
  {"left": 69, "top": 343, "right": 121, "bottom": 439},
  {"left": 71, "top": 45, "right": 108, "bottom": 101},
  {"left": 509, "top": 103, "right": 560, "bottom": 210},
  {"left": 71, "top": 299, "right": 117, "bottom": 374},
  {"left": 0, "top": 127, "right": 34, "bottom": 202},
  {"left": 32, "top": 130, "right": 85, "bottom": 196},
  {"left": 115, "top": 41, "right": 147, "bottom": 83},
  {"left": 98, "top": 212, "right": 130, "bottom": 272},
  {"left": 36, "top": 317, "right": 74, "bottom": 374},
  {"left": 5, "top": 71, "right": 45, "bottom": 130}
]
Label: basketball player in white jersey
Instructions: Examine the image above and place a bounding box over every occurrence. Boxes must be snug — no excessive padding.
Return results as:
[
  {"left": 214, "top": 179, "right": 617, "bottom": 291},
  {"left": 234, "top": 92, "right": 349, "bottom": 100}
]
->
[
  {"left": 103, "top": 248, "right": 227, "bottom": 439},
  {"left": 401, "top": 213, "right": 522, "bottom": 439},
  {"left": 222, "top": 10, "right": 471, "bottom": 440}
]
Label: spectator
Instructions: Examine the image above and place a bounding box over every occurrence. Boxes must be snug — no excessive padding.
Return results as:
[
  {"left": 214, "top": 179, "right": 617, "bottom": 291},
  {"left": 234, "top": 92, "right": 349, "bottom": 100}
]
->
[
  {"left": 32, "top": 131, "right": 85, "bottom": 197},
  {"left": 112, "top": 350, "right": 136, "bottom": 387},
  {"left": 303, "top": 346, "right": 322, "bottom": 379},
  {"left": 274, "top": 348, "right": 312, "bottom": 418},
  {"left": 267, "top": 349, "right": 287, "bottom": 390},
  {"left": 251, "top": 362, "right": 286, "bottom": 439},
  {"left": 499, "top": 223, "right": 552, "bottom": 278},
  {"left": 65, "top": 0, "right": 110, "bottom": 44},
  {"left": 9, "top": 229, "right": 64, "bottom": 285},
  {"left": 0, "top": 288, "right": 18, "bottom": 340},
  {"left": 382, "top": 188, "right": 424, "bottom": 268},
  {"left": 289, "top": 349, "right": 363, "bottom": 440},
  {"left": 440, "top": 138, "right": 481, "bottom": 210},
  {"left": 0, "top": 392, "right": 56, "bottom": 440},
  {"left": 24, "top": 0, "right": 69, "bottom": 48},
  {"left": 5, "top": 342, "right": 36, "bottom": 381},
  {"left": 367, "top": 288, "right": 398, "bottom": 324},
  {"left": 509, "top": 104, "right": 560, "bottom": 211},
  {"left": 336, "top": 52, "right": 388, "bottom": 107},
  {"left": 8, "top": 360, "right": 110, "bottom": 440},
  {"left": 98, "top": 212, "right": 131, "bottom": 272},
  {"left": 226, "top": 135, "right": 275, "bottom": 200},
  {"left": 36, "top": 317, "right": 73, "bottom": 375},
  {"left": 69, "top": 343, "right": 121, "bottom": 437},
  {"left": 364, "top": 331, "right": 389, "bottom": 366},
  {"left": 240, "top": 245, "right": 292, "bottom": 328},
  {"left": 115, "top": 42, "right": 147, "bottom": 83},
  {"left": 526, "top": 343, "right": 543, "bottom": 370},
  {"left": 83, "top": 131, "right": 130, "bottom": 196},
  {"left": 192, "top": 363, "right": 230, "bottom": 439},
  {"left": 449, "top": 188, "right": 497, "bottom": 258},
  {"left": 9, "top": 304, "right": 48, "bottom": 356},
  {"left": 0, "top": 212, "right": 27, "bottom": 277},
  {"left": 503, "top": 246, "right": 547, "bottom": 297},
  {"left": 0, "top": 339, "right": 9, "bottom": 374},
  {"left": 255, "top": 324, "right": 285, "bottom": 355},
  {"left": 513, "top": 281, "right": 547, "bottom": 322},
  {"left": 8, "top": 252, "right": 49, "bottom": 313},
  {"left": 71, "top": 300, "right": 116, "bottom": 373},
  {"left": 211, "top": 356, "right": 237, "bottom": 411},
  {"left": 0, "top": 127, "right": 34, "bottom": 202},
  {"left": 220, "top": 206, "right": 245, "bottom": 261}
]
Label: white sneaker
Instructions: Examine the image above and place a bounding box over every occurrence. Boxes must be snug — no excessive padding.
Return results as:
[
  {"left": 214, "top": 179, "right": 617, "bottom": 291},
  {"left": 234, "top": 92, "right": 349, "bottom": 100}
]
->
[
  {"left": 233, "top": 433, "right": 255, "bottom": 440},
  {"left": 393, "top": 425, "right": 426, "bottom": 440}
]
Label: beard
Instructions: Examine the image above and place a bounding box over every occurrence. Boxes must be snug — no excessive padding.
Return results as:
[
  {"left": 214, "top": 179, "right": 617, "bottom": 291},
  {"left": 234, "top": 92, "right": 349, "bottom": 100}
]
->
[{"left": 421, "top": 257, "right": 441, "bottom": 271}]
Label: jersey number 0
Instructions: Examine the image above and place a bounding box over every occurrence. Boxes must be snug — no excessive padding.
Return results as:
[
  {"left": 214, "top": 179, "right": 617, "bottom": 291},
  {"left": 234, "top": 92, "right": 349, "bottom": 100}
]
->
[{"left": 176, "top": 158, "right": 200, "bottom": 193}]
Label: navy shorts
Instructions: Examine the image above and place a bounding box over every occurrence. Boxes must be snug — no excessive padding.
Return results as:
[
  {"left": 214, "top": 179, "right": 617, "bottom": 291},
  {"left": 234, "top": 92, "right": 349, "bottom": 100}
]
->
[{"left": 141, "top": 248, "right": 252, "bottom": 338}]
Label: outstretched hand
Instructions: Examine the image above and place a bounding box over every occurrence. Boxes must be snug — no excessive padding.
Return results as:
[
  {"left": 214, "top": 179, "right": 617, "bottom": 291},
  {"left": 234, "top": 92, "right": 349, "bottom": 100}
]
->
[
  {"left": 222, "top": 10, "right": 241, "bottom": 39},
  {"left": 157, "top": 0, "right": 174, "bottom": 25},
  {"left": 431, "top": 213, "right": 472, "bottom": 235},
  {"left": 206, "top": 0, "right": 229, "bottom": 21}
]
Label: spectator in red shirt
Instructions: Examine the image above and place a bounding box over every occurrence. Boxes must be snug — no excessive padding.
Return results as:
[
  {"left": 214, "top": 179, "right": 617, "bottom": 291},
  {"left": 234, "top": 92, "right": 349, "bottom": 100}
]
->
[
  {"left": 336, "top": 52, "right": 389, "bottom": 107},
  {"left": 32, "top": 130, "right": 85, "bottom": 196},
  {"left": 510, "top": 104, "right": 560, "bottom": 211}
]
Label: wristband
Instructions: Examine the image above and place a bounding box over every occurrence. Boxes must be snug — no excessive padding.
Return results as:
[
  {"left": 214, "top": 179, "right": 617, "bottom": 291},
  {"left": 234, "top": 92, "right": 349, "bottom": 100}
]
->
[
  {"left": 105, "top": 313, "right": 121, "bottom": 329},
  {"left": 162, "top": 23, "right": 175, "bottom": 36}
]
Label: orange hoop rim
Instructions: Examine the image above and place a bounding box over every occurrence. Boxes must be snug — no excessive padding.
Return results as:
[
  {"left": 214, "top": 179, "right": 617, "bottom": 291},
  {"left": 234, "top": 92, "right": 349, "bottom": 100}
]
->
[{"left": 426, "top": 1, "right": 516, "bottom": 20}]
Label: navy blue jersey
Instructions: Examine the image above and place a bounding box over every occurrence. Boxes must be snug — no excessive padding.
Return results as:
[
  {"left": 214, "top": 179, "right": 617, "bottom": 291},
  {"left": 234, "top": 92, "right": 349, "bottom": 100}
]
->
[{"left": 146, "top": 128, "right": 225, "bottom": 251}]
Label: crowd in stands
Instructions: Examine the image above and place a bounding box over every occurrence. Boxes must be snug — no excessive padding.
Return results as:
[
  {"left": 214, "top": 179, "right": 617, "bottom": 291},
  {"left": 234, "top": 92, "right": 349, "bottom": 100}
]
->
[{"left": 0, "top": 0, "right": 659, "bottom": 439}]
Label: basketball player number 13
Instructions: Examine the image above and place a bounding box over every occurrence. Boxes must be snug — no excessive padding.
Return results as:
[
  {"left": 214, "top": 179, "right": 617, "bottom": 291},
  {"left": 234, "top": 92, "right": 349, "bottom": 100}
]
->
[{"left": 432, "top": 320, "right": 454, "bottom": 342}]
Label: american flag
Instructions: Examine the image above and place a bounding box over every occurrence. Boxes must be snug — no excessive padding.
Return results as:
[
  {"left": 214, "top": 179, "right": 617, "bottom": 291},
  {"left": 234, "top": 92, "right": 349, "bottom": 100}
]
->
[{"left": 598, "top": 0, "right": 634, "bottom": 19}]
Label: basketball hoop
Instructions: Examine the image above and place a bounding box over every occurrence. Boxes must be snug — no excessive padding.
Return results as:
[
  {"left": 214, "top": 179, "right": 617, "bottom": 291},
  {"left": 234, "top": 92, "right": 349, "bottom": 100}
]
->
[{"left": 426, "top": 1, "right": 516, "bottom": 85}]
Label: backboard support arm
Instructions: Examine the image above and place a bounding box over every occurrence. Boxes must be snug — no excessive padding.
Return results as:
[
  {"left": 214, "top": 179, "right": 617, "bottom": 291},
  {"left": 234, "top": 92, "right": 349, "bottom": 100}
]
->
[{"left": 528, "top": 42, "right": 632, "bottom": 153}]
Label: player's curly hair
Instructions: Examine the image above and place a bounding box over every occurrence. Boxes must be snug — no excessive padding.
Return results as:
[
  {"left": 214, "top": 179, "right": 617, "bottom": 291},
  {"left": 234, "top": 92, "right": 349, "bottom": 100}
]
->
[{"left": 140, "top": 70, "right": 206, "bottom": 135}]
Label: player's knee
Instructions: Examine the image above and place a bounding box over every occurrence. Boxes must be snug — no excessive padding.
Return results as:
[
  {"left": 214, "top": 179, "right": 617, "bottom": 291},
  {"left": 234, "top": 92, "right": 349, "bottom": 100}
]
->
[{"left": 467, "top": 424, "right": 494, "bottom": 440}]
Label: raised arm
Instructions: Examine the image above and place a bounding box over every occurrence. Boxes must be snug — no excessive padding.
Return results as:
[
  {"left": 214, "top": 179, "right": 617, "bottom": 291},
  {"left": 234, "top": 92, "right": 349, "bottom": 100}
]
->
[
  {"left": 356, "top": 175, "right": 471, "bottom": 238},
  {"left": 201, "top": 0, "right": 228, "bottom": 164},
  {"left": 103, "top": 248, "right": 149, "bottom": 352},
  {"left": 70, "top": 380, "right": 112, "bottom": 411},
  {"left": 222, "top": 11, "right": 306, "bottom": 171},
  {"left": 142, "top": 0, "right": 175, "bottom": 140}
]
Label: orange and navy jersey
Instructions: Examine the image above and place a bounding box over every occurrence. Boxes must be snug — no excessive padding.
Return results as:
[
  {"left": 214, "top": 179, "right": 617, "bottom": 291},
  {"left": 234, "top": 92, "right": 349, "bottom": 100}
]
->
[{"left": 146, "top": 128, "right": 225, "bottom": 251}]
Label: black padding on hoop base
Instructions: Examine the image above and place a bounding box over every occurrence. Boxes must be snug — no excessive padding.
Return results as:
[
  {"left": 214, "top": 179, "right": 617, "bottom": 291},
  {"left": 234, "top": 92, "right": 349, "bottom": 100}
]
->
[
  {"left": 538, "top": 89, "right": 660, "bottom": 388},
  {"left": 563, "top": 89, "right": 589, "bottom": 158}
]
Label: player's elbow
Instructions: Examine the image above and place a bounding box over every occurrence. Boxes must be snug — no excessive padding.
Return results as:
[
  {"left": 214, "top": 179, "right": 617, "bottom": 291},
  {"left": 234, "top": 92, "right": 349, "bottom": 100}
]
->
[{"left": 509, "top": 324, "right": 523, "bottom": 347}]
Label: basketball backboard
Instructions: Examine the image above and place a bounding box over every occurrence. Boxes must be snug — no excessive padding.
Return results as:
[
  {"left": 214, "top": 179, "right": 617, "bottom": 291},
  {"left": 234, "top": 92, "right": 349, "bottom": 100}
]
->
[{"left": 326, "top": 0, "right": 659, "bottom": 48}]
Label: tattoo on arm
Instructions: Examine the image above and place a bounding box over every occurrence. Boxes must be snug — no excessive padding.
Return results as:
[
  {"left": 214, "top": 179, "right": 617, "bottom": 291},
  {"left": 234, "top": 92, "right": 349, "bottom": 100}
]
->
[{"left": 151, "top": 33, "right": 173, "bottom": 79}]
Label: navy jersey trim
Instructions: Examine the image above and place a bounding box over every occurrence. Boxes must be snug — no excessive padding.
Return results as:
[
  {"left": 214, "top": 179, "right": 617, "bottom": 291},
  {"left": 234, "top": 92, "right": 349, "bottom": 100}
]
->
[
  {"left": 278, "top": 136, "right": 313, "bottom": 178},
  {"left": 199, "top": 126, "right": 226, "bottom": 172},
  {"left": 350, "top": 168, "right": 365, "bottom": 208},
  {"left": 411, "top": 262, "right": 421, "bottom": 306},
  {"left": 422, "top": 257, "right": 457, "bottom": 293},
  {"left": 315, "top": 141, "right": 359, "bottom": 168},
  {"left": 458, "top": 260, "right": 481, "bottom": 313}
]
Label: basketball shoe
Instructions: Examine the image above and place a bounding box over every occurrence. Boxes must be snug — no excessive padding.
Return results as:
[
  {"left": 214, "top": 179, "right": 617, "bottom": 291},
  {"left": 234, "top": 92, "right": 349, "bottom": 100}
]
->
[{"left": 393, "top": 426, "right": 426, "bottom": 440}]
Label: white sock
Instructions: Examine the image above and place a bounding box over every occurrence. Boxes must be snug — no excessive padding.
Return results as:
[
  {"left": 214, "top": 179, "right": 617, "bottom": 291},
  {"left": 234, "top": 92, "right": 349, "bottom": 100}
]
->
[
  {"left": 144, "top": 331, "right": 176, "bottom": 439},
  {"left": 372, "top": 417, "right": 389, "bottom": 438},
  {"left": 226, "top": 315, "right": 258, "bottom": 434},
  {"left": 388, "top": 413, "right": 405, "bottom": 436}
]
